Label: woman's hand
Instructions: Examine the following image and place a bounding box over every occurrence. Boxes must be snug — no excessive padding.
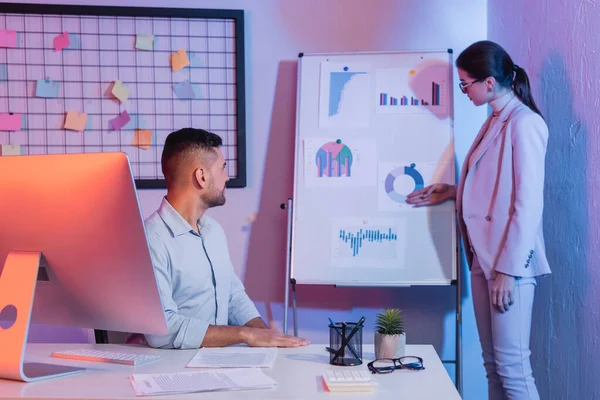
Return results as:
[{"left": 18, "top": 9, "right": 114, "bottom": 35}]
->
[
  {"left": 405, "top": 184, "right": 456, "bottom": 207},
  {"left": 491, "top": 272, "right": 516, "bottom": 313}
]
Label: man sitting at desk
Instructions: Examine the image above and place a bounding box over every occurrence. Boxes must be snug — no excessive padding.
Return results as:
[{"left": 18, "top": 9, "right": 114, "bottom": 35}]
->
[{"left": 143, "top": 127, "right": 309, "bottom": 349}]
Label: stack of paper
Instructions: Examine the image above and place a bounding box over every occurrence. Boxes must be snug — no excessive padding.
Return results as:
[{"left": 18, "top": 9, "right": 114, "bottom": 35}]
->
[
  {"left": 186, "top": 347, "right": 277, "bottom": 368},
  {"left": 129, "top": 368, "right": 277, "bottom": 396}
]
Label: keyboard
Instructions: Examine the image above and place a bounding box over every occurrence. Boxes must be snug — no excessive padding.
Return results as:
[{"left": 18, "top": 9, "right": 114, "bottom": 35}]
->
[
  {"left": 51, "top": 349, "right": 161, "bottom": 366},
  {"left": 323, "top": 369, "right": 377, "bottom": 392}
]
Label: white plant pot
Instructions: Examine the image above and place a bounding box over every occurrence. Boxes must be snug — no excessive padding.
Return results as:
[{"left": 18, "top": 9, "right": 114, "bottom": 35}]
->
[{"left": 374, "top": 332, "right": 406, "bottom": 359}]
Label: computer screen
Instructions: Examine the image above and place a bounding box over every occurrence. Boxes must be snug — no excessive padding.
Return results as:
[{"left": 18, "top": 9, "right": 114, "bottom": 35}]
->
[{"left": 0, "top": 152, "right": 167, "bottom": 339}]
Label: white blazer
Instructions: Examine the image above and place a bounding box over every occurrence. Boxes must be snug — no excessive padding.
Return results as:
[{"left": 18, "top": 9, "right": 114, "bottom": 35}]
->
[{"left": 456, "top": 96, "right": 551, "bottom": 280}]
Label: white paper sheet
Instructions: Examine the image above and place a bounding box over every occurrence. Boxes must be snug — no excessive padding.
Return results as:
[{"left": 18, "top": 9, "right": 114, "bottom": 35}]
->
[
  {"left": 319, "top": 61, "right": 371, "bottom": 128},
  {"left": 129, "top": 368, "right": 277, "bottom": 396},
  {"left": 186, "top": 347, "right": 278, "bottom": 368}
]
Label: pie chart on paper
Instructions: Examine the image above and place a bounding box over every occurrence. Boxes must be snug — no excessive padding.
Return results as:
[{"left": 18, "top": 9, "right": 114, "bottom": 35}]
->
[{"left": 385, "top": 163, "right": 424, "bottom": 203}]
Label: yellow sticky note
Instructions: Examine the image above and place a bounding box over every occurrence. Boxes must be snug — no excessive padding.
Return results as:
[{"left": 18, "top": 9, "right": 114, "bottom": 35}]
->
[
  {"left": 64, "top": 111, "right": 87, "bottom": 132},
  {"left": 171, "top": 48, "right": 190, "bottom": 72},
  {"left": 135, "top": 34, "right": 154, "bottom": 51},
  {"left": 132, "top": 129, "right": 152, "bottom": 150},
  {"left": 111, "top": 80, "right": 129, "bottom": 103}
]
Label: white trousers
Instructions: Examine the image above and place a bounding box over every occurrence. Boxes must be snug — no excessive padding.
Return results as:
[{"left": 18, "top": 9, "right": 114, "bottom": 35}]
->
[{"left": 471, "top": 255, "right": 540, "bottom": 400}]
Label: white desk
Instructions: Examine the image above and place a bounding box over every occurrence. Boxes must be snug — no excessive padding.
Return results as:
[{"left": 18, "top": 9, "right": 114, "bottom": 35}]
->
[{"left": 0, "top": 344, "right": 461, "bottom": 400}]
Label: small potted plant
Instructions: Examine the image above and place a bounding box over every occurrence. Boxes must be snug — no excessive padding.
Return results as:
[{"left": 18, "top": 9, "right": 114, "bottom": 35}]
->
[{"left": 374, "top": 308, "right": 406, "bottom": 359}]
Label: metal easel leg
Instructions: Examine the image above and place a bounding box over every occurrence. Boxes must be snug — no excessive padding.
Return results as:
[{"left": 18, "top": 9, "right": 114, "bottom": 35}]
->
[
  {"left": 282, "top": 199, "right": 293, "bottom": 335},
  {"left": 292, "top": 278, "right": 298, "bottom": 337},
  {"left": 456, "top": 246, "right": 463, "bottom": 396}
]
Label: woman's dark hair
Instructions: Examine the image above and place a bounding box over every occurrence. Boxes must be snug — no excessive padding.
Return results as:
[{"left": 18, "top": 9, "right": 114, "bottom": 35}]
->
[{"left": 456, "top": 40, "right": 543, "bottom": 117}]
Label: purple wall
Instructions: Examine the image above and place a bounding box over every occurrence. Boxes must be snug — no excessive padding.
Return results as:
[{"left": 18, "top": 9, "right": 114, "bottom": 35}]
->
[{"left": 489, "top": 1, "right": 600, "bottom": 398}]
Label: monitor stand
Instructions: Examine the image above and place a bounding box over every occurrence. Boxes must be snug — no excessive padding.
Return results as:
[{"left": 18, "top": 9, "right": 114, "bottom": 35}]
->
[{"left": 0, "top": 251, "right": 85, "bottom": 382}]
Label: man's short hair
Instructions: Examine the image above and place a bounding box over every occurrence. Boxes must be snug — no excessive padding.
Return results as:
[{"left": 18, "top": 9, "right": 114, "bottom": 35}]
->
[{"left": 161, "top": 128, "right": 223, "bottom": 186}]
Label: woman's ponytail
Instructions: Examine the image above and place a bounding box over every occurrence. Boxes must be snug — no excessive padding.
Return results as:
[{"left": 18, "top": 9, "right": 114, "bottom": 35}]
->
[{"left": 513, "top": 65, "right": 543, "bottom": 118}]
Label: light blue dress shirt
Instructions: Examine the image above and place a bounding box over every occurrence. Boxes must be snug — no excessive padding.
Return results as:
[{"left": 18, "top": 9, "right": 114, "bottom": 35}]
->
[{"left": 143, "top": 198, "right": 260, "bottom": 349}]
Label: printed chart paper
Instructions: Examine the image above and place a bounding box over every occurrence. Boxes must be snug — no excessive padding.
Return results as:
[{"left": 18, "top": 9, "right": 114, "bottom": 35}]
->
[{"left": 319, "top": 62, "right": 371, "bottom": 128}]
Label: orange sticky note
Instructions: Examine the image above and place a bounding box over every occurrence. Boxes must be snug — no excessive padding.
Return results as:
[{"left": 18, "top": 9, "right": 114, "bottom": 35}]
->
[
  {"left": 171, "top": 49, "right": 190, "bottom": 72},
  {"left": 64, "top": 111, "right": 87, "bottom": 131},
  {"left": 54, "top": 32, "right": 70, "bottom": 51},
  {"left": 132, "top": 129, "right": 152, "bottom": 150}
]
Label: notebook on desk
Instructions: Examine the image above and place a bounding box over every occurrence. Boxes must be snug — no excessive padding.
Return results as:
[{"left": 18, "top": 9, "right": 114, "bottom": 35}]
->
[{"left": 322, "top": 369, "right": 378, "bottom": 392}]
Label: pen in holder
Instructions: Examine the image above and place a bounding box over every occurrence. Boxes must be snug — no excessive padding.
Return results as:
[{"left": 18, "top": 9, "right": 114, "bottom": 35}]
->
[{"left": 328, "top": 318, "right": 364, "bottom": 366}]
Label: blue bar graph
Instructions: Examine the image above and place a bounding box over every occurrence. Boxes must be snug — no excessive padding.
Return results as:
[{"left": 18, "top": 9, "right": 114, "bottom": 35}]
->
[{"left": 338, "top": 228, "right": 398, "bottom": 257}]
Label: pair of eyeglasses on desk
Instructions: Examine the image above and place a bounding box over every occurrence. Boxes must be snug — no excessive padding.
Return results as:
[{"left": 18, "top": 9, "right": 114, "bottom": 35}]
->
[{"left": 367, "top": 356, "right": 425, "bottom": 374}]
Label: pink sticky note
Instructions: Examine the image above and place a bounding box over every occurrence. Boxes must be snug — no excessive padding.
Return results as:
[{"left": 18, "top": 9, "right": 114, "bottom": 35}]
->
[
  {"left": 0, "top": 30, "right": 17, "bottom": 48},
  {"left": 109, "top": 111, "right": 131, "bottom": 131},
  {"left": 0, "top": 113, "right": 22, "bottom": 131},
  {"left": 54, "top": 32, "right": 70, "bottom": 51}
]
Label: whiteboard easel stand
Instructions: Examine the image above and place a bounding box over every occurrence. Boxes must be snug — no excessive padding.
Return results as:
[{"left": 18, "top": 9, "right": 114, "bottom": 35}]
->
[
  {"left": 282, "top": 198, "right": 462, "bottom": 395},
  {"left": 282, "top": 198, "right": 299, "bottom": 337}
]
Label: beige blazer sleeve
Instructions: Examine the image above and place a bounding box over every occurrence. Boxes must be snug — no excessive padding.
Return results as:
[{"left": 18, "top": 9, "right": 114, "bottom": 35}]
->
[{"left": 494, "top": 112, "right": 549, "bottom": 276}]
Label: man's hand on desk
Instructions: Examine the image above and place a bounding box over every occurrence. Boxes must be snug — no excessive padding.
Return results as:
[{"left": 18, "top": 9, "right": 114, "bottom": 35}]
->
[
  {"left": 243, "top": 327, "right": 310, "bottom": 348},
  {"left": 200, "top": 324, "right": 310, "bottom": 348}
]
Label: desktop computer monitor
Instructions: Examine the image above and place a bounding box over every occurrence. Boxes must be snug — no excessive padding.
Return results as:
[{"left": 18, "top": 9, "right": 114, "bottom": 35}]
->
[{"left": 0, "top": 152, "right": 168, "bottom": 382}]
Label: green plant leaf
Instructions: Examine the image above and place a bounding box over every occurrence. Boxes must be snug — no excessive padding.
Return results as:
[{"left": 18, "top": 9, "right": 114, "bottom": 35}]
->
[{"left": 374, "top": 308, "right": 404, "bottom": 335}]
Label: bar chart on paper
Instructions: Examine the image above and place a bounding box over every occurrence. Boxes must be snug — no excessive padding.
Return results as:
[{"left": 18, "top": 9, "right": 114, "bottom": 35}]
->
[
  {"left": 379, "top": 81, "right": 442, "bottom": 106},
  {"left": 338, "top": 228, "right": 397, "bottom": 257},
  {"left": 319, "top": 62, "right": 370, "bottom": 127},
  {"left": 331, "top": 218, "right": 406, "bottom": 268},
  {"left": 303, "top": 137, "right": 377, "bottom": 188},
  {"left": 376, "top": 67, "right": 448, "bottom": 115},
  {"left": 316, "top": 139, "right": 353, "bottom": 178}
]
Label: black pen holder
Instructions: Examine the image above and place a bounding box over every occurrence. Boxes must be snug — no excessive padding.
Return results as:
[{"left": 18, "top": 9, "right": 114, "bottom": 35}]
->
[{"left": 328, "top": 322, "right": 363, "bottom": 366}]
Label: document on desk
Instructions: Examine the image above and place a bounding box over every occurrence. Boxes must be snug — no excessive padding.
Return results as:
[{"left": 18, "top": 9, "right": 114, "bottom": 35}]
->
[
  {"left": 129, "top": 368, "right": 277, "bottom": 396},
  {"left": 186, "top": 347, "right": 277, "bottom": 368}
]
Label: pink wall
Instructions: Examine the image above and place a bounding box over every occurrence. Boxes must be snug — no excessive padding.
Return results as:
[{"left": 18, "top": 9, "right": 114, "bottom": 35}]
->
[
  {"left": 2, "top": 0, "right": 490, "bottom": 397},
  {"left": 489, "top": 1, "right": 600, "bottom": 398}
]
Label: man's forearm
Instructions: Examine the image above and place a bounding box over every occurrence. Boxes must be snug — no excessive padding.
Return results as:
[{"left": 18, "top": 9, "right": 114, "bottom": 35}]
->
[
  {"left": 244, "top": 317, "right": 269, "bottom": 329},
  {"left": 200, "top": 325, "right": 250, "bottom": 348}
]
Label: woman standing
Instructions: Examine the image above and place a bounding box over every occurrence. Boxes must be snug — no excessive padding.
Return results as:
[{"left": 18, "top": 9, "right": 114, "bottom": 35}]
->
[{"left": 407, "top": 40, "right": 550, "bottom": 400}]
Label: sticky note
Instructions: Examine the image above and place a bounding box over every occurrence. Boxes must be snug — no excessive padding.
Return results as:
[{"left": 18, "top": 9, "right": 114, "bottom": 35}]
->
[
  {"left": 85, "top": 115, "right": 93, "bottom": 130},
  {"left": 0, "top": 144, "right": 22, "bottom": 156},
  {"left": 136, "top": 34, "right": 154, "bottom": 51},
  {"left": 0, "top": 29, "right": 17, "bottom": 48},
  {"left": 111, "top": 80, "right": 129, "bottom": 103},
  {"left": 132, "top": 129, "right": 152, "bottom": 150},
  {"left": 123, "top": 113, "right": 147, "bottom": 130},
  {"left": 36, "top": 79, "right": 60, "bottom": 98},
  {"left": 0, "top": 64, "right": 7, "bottom": 82},
  {"left": 109, "top": 110, "right": 131, "bottom": 131},
  {"left": 189, "top": 52, "right": 201, "bottom": 67},
  {"left": 64, "top": 111, "right": 87, "bottom": 131},
  {"left": 66, "top": 33, "right": 81, "bottom": 50},
  {"left": 54, "top": 32, "right": 70, "bottom": 51},
  {"left": 171, "top": 48, "right": 190, "bottom": 72},
  {"left": 173, "top": 80, "right": 197, "bottom": 99},
  {"left": 0, "top": 113, "right": 22, "bottom": 131}
]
